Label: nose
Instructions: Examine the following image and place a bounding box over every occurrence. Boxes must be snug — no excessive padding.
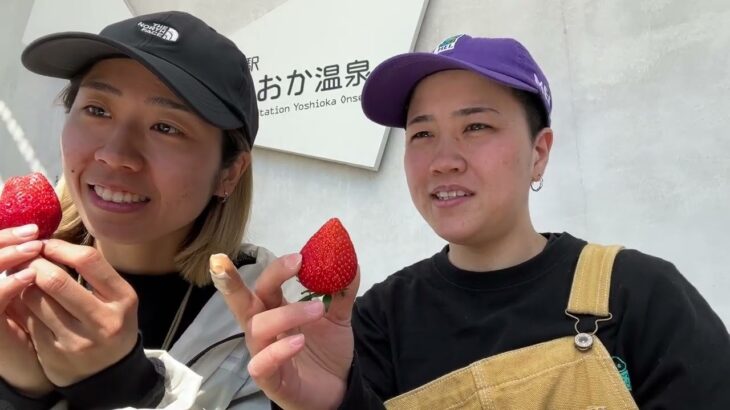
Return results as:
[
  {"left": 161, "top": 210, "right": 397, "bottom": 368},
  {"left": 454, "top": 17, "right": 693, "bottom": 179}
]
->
[
  {"left": 94, "top": 123, "right": 144, "bottom": 172},
  {"left": 429, "top": 137, "right": 466, "bottom": 175}
]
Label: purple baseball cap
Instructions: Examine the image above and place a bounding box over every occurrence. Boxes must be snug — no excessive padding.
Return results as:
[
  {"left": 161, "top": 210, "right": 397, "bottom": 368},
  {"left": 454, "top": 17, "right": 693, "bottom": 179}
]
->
[{"left": 361, "top": 34, "right": 552, "bottom": 128}]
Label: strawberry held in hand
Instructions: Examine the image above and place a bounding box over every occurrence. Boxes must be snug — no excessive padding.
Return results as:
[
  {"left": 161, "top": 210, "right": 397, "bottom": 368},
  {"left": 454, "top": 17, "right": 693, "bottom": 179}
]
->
[
  {"left": 0, "top": 172, "right": 62, "bottom": 239},
  {"left": 299, "top": 218, "right": 357, "bottom": 306}
]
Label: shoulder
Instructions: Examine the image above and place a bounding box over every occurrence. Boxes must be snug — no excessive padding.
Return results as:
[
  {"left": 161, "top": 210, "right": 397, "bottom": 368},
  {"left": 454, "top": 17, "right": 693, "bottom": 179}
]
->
[
  {"left": 605, "top": 246, "right": 720, "bottom": 325},
  {"left": 612, "top": 247, "right": 691, "bottom": 296},
  {"left": 565, "top": 234, "right": 687, "bottom": 296},
  {"left": 560, "top": 235, "right": 700, "bottom": 310}
]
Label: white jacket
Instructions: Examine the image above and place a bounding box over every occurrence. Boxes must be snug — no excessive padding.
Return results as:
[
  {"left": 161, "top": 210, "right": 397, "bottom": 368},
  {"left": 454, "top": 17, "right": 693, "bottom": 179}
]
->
[{"left": 147, "top": 244, "right": 302, "bottom": 409}]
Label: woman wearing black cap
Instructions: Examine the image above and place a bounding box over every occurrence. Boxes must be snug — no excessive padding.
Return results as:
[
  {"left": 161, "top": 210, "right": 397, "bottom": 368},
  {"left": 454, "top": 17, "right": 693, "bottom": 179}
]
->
[
  {"left": 0, "top": 11, "right": 301, "bottom": 409},
  {"left": 217, "top": 35, "right": 730, "bottom": 409}
]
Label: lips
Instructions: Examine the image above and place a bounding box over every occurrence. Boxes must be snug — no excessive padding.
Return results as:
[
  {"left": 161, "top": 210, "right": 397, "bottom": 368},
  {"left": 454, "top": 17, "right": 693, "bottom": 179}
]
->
[{"left": 431, "top": 185, "right": 475, "bottom": 201}]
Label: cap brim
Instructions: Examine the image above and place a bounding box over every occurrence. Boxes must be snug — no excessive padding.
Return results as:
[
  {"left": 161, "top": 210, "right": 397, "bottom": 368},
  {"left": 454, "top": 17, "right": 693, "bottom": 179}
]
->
[
  {"left": 22, "top": 32, "right": 243, "bottom": 130},
  {"left": 361, "top": 52, "right": 540, "bottom": 128}
]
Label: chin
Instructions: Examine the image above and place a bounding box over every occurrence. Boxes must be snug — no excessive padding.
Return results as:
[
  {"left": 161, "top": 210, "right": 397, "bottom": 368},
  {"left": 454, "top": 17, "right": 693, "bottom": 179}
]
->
[
  {"left": 86, "top": 223, "right": 151, "bottom": 245},
  {"left": 430, "top": 224, "right": 479, "bottom": 245}
]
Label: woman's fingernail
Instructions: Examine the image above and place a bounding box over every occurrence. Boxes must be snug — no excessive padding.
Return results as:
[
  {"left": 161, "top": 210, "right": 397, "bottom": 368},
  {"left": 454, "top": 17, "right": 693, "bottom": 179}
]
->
[
  {"left": 16, "top": 241, "right": 42, "bottom": 253},
  {"left": 304, "top": 301, "right": 324, "bottom": 316},
  {"left": 283, "top": 253, "right": 302, "bottom": 270},
  {"left": 12, "top": 224, "right": 38, "bottom": 238},
  {"left": 289, "top": 334, "right": 305, "bottom": 348},
  {"left": 13, "top": 268, "right": 36, "bottom": 282},
  {"left": 210, "top": 261, "right": 225, "bottom": 276},
  {"left": 210, "top": 254, "right": 233, "bottom": 294}
]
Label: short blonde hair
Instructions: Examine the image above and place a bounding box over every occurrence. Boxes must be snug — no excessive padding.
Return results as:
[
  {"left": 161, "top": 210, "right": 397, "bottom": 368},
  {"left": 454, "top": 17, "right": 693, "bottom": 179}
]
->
[{"left": 54, "top": 139, "right": 252, "bottom": 286}]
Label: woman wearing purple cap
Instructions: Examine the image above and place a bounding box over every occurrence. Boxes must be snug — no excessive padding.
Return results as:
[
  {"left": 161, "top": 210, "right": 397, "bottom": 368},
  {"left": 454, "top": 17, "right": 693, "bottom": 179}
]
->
[
  {"left": 0, "top": 11, "right": 303, "bottom": 410},
  {"left": 219, "top": 34, "right": 730, "bottom": 409}
]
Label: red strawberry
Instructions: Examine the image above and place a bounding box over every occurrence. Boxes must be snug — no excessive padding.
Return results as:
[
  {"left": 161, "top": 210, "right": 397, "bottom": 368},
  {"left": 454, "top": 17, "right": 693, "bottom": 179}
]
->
[
  {"left": 298, "top": 218, "right": 357, "bottom": 303},
  {"left": 0, "top": 172, "right": 62, "bottom": 239}
]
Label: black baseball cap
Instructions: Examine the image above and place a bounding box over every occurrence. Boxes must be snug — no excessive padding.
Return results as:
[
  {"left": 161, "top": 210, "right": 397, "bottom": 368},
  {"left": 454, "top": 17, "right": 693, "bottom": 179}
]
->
[{"left": 21, "top": 10, "right": 258, "bottom": 144}]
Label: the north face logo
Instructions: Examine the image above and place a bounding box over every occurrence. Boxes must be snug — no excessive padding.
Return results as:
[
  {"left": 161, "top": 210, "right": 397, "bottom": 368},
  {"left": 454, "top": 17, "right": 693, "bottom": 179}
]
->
[{"left": 137, "top": 21, "right": 179, "bottom": 42}]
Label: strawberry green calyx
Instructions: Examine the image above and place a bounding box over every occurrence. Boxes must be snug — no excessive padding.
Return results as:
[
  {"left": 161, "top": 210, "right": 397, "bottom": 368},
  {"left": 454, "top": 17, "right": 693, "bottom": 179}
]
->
[{"left": 299, "top": 291, "right": 335, "bottom": 311}]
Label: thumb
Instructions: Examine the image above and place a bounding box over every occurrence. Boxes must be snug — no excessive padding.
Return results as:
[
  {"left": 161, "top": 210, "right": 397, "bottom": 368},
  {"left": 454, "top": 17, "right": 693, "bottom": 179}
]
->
[{"left": 325, "top": 266, "right": 360, "bottom": 323}]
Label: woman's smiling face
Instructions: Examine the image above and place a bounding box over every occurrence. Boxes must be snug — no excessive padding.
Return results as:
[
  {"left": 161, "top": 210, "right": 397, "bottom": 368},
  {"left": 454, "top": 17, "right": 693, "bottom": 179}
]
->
[
  {"left": 404, "top": 69, "right": 547, "bottom": 247},
  {"left": 61, "top": 58, "right": 225, "bottom": 246}
]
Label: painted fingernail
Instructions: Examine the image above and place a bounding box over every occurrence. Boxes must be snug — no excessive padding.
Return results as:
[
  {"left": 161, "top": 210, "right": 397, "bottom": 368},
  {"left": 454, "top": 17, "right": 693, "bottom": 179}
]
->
[
  {"left": 210, "top": 254, "right": 233, "bottom": 294},
  {"left": 210, "top": 254, "right": 226, "bottom": 275},
  {"left": 16, "top": 241, "right": 42, "bottom": 253},
  {"left": 12, "top": 224, "right": 38, "bottom": 238},
  {"left": 289, "top": 334, "right": 305, "bottom": 348},
  {"left": 283, "top": 253, "right": 302, "bottom": 270},
  {"left": 13, "top": 268, "right": 36, "bottom": 282}
]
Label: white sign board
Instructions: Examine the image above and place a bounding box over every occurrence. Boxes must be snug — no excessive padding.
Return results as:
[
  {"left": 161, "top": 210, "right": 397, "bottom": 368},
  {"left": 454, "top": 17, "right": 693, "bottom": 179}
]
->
[{"left": 230, "top": 0, "right": 429, "bottom": 170}]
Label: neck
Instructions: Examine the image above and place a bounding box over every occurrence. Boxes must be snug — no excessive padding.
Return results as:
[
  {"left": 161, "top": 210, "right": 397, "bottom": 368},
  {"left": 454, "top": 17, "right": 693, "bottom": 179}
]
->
[
  {"left": 448, "top": 222, "right": 547, "bottom": 272},
  {"left": 95, "top": 235, "right": 183, "bottom": 275}
]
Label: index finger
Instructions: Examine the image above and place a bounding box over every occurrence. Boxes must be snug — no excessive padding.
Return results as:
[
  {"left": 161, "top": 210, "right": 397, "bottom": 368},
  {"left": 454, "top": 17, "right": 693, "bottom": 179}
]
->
[
  {"left": 0, "top": 225, "right": 39, "bottom": 247},
  {"left": 41, "top": 239, "right": 133, "bottom": 301},
  {"left": 0, "top": 225, "right": 42, "bottom": 272},
  {"left": 210, "top": 253, "right": 262, "bottom": 328},
  {"left": 28, "top": 257, "right": 101, "bottom": 321}
]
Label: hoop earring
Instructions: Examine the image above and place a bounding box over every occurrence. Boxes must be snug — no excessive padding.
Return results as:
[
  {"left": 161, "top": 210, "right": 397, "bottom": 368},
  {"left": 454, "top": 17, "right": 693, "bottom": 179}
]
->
[
  {"left": 219, "top": 191, "right": 229, "bottom": 204},
  {"left": 530, "top": 176, "right": 544, "bottom": 192}
]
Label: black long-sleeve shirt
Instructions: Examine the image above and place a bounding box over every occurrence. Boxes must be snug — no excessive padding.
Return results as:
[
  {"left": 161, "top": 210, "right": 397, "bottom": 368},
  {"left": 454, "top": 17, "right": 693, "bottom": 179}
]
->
[{"left": 339, "top": 233, "right": 730, "bottom": 409}]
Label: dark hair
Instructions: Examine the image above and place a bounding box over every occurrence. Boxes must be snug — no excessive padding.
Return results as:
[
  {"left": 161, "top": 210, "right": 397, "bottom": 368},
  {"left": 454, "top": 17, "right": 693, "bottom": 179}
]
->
[
  {"left": 511, "top": 89, "right": 549, "bottom": 140},
  {"left": 60, "top": 71, "right": 85, "bottom": 114}
]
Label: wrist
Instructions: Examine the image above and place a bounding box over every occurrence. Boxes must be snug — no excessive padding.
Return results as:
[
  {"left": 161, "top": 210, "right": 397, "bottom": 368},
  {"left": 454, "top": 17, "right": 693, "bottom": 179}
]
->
[{"left": 0, "top": 377, "right": 60, "bottom": 410}]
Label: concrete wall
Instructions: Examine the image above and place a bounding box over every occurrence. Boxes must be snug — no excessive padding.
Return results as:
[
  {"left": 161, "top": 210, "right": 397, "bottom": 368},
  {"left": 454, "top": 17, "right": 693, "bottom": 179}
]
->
[{"left": 2, "top": 0, "right": 729, "bottom": 325}]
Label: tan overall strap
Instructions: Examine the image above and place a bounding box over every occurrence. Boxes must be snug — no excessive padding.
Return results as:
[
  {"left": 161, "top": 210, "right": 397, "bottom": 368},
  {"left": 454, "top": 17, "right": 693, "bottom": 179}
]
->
[{"left": 566, "top": 243, "right": 623, "bottom": 317}]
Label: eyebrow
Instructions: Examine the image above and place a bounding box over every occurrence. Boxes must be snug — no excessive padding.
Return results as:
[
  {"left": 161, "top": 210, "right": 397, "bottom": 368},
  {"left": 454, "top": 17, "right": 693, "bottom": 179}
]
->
[
  {"left": 407, "top": 114, "right": 433, "bottom": 127},
  {"left": 80, "top": 80, "right": 121, "bottom": 96},
  {"left": 79, "top": 80, "right": 191, "bottom": 112},
  {"left": 455, "top": 106, "right": 500, "bottom": 116},
  {"left": 406, "top": 106, "right": 500, "bottom": 126},
  {"left": 145, "top": 96, "right": 191, "bottom": 112}
]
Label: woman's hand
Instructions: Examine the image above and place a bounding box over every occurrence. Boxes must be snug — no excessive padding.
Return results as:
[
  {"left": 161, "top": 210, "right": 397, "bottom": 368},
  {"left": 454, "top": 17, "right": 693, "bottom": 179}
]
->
[
  {"left": 14, "top": 239, "right": 139, "bottom": 387},
  {"left": 211, "top": 253, "right": 360, "bottom": 410},
  {"left": 0, "top": 224, "right": 53, "bottom": 396}
]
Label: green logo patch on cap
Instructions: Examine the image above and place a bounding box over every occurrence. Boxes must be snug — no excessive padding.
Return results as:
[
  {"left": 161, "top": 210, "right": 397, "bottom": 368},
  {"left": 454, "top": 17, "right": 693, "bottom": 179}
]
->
[{"left": 434, "top": 34, "right": 464, "bottom": 54}]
